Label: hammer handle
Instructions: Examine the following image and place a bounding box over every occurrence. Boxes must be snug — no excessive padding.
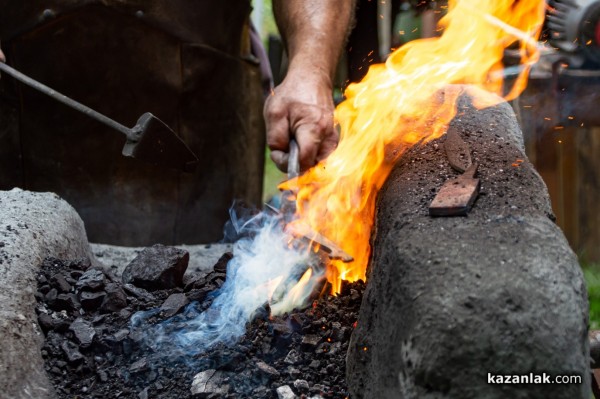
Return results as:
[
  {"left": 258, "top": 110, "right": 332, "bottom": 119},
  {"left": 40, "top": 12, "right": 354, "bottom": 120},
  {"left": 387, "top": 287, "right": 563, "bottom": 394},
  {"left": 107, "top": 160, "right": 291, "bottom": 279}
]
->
[{"left": 0, "top": 62, "right": 130, "bottom": 136}]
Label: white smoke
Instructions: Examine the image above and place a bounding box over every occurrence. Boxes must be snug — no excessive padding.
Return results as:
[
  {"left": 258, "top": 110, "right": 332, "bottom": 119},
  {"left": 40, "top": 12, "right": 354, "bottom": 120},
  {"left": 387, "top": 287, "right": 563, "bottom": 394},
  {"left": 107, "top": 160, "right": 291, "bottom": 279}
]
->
[{"left": 132, "top": 210, "right": 325, "bottom": 356}]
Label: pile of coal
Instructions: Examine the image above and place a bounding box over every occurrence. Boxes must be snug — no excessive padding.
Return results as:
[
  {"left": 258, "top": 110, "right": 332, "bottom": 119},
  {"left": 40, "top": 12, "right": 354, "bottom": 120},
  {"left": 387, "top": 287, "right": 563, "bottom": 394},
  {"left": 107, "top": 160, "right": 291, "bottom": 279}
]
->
[{"left": 35, "top": 246, "right": 364, "bottom": 398}]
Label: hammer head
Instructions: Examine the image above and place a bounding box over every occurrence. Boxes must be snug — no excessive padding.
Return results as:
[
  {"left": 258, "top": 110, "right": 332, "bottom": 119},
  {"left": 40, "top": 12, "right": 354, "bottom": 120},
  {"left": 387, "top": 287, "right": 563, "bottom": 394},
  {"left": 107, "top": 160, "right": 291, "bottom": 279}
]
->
[{"left": 122, "top": 112, "right": 199, "bottom": 173}]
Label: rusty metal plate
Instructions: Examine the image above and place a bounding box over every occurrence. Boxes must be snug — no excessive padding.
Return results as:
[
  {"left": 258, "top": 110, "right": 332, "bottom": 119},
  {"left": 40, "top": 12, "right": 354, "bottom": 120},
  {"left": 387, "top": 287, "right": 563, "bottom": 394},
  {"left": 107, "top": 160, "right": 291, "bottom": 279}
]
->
[{"left": 429, "top": 176, "right": 480, "bottom": 216}]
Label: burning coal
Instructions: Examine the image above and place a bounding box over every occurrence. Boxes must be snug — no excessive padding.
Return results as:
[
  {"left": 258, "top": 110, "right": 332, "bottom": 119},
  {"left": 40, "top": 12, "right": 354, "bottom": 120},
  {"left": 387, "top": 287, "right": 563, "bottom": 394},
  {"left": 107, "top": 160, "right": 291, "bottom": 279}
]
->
[{"left": 131, "top": 209, "right": 326, "bottom": 356}]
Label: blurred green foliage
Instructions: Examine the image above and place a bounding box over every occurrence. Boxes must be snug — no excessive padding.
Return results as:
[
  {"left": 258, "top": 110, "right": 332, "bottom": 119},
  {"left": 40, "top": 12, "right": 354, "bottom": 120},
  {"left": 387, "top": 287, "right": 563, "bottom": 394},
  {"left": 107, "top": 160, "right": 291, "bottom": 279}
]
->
[
  {"left": 252, "top": 0, "right": 279, "bottom": 43},
  {"left": 262, "top": 149, "right": 286, "bottom": 203},
  {"left": 584, "top": 264, "right": 600, "bottom": 330}
]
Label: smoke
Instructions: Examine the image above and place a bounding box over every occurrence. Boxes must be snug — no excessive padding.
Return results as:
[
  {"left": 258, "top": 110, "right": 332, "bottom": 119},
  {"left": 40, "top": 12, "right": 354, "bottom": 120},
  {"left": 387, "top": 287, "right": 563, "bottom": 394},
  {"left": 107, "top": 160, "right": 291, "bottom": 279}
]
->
[{"left": 130, "top": 206, "right": 325, "bottom": 357}]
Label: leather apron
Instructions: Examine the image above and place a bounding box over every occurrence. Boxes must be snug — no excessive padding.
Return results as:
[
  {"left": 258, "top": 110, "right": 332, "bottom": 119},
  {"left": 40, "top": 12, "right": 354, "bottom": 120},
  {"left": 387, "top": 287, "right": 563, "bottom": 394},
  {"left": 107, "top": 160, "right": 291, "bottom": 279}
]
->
[{"left": 0, "top": 1, "right": 265, "bottom": 245}]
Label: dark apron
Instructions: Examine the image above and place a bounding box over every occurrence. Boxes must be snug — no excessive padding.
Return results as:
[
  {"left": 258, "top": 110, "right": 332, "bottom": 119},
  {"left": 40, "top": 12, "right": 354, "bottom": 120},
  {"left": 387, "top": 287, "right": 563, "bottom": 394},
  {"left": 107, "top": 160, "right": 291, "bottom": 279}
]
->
[{"left": 0, "top": 1, "right": 265, "bottom": 245}]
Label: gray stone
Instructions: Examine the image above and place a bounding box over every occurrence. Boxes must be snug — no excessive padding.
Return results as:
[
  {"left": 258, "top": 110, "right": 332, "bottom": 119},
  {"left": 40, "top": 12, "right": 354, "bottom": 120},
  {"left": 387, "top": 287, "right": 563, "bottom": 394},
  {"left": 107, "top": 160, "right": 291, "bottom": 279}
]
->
[
  {"left": 137, "top": 387, "right": 149, "bottom": 399},
  {"left": 300, "top": 334, "right": 321, "bottom": 351},
  {"left": 37, "top": 313, "right": 54, "bottom": 333},
  {"left": 112, "top": 328, "right": 130, "bottom": 342},
  {"left": 256, "top": 361, "right": 280, "bottom": 379},
  {"left": 212, "top": 251, "right": 233, "bottom": 273},
  {"left": 76, "top": 269, "right": 106, "bottom": 292},
  {"left": 97, "top": 370, "right": 108, "bottom": 382},
  {"left": 287, "top": 367, "right": 301, "bottom": 379},
  {"left": 79, "top": 290, "right": 106, "bottom": 311},
  {"left": 90, "top": 242, "right": 232, "bottom": 278},
  {"left": 45, "top": 288, "right": 58, "bottom": 304},
  {"left": 55, "top": 293, "right": 81, "bottom": 312},
  {"left": 123, "top": 283, "right": 156, "bottom": 302},
  {"left": 190, "top": 369, "right": 229, "bottom": 396},
  {"left": 52, "top": 274, "right": 72, "bottom": 293},
  {"left": 129, "top": 357, "right": 148, "bottom": 373},
  {"left": 284, "top": 349, "right": 302, "bottom": 365},
  {"left": 309, "top": 385, "right": 326, "bottom": 395},
  {"left": 100, "top": 283, "right": 127, "bottom": 313},
  {"left": 61, "top": 341, "right": 84, "bottom": 365},
  {"left": 160, "top": 293, "right": 189, "bottom": 318},
  {"left": 276, "top": 385, "right": 297, "bottom": 399},
  {"left": 0, "top": 189, "right": 93, "bottom": 399},
  {"left": 122, "top": 244, "right": 189, "bottom": 290},
  {"left": 69, "top": 317, "right": 95, "bottom": 348},
  {"left": 293, "top": 379, "right": 309, "bottom": 392},
  {"left": 346, "top": 91, "right": 590, "bottom": 399},
  {"left": 187, "top": 287, "right": 212, "bottom": 303},
  {"left": 325, "top": 341, "right": 341, "bottom": 356}
]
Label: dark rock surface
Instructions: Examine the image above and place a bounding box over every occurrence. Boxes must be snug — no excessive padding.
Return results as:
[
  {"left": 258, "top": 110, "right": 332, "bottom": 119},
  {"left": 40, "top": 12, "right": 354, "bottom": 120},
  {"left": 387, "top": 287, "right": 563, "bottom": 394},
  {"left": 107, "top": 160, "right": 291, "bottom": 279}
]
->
[
  {"left": 346, "top": 91, "right": 590, "bottom": 398},
  {"left": 77, "top": 269, "right": 106, "bottom": 291},
  {"left": 160, "top": 293, "right": 190, "bottom": 318},
  {"left": 36, "top": 256, "right": 363, "bottom": 398},
  {"left": 101, "top": 283, "right": 128, "bottom": 313},
  {"left": 122, "top": 244, "right": 189, "bottom": 290}
]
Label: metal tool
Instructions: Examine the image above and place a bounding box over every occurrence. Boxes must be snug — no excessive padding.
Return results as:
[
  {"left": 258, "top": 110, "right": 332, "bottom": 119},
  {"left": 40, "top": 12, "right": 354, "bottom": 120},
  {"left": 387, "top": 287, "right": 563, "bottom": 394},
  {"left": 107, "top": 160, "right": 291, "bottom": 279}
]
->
[
  {"left": 274, "top": 139, "right": 354, "bottom": 263},
  {"left": 429, "top": 129, "right": 480, "bottom": 216},
  {"left": 0, "top": 62, "right": 199, "bottom": 172},
  {"left": 280, "top": 139, "right": 300, "bottom": 221},
  {"left": 287, "top": 222, "right": 354, "bottom": 263},
  {"left": 444, "top": 127, "right": 472, "bottom": 173}
]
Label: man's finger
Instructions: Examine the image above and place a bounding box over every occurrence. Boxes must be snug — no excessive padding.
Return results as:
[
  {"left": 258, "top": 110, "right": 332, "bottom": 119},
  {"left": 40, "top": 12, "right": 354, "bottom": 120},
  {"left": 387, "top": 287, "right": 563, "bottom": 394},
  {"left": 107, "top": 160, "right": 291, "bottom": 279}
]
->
[
  {"left": 316, "top": 128, "right": 339, "bottom": 162},
  {"left": 270, "top": 150, "right": 289, "bottom": 172},
  {"left": 294, "top": 124, "right": 321, "bottom": 171}
]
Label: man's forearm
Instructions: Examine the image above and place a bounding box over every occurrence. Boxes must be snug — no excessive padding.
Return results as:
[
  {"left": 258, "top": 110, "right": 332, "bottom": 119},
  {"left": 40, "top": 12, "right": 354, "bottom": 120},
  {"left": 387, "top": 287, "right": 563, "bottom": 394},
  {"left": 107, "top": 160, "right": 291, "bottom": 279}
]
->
[
  {"left": 273, "top": 0, "right": 355, "bottom": 84},
  {"left": 266, "top": 1, "right": 355, "bottom": 171}
]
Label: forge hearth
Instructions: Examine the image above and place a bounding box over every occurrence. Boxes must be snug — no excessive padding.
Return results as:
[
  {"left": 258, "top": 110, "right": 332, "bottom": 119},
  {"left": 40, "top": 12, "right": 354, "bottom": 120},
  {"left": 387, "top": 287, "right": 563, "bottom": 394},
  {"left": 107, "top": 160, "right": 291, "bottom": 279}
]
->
[
  {"left": 0, "top": 88, "right": 592, "bottom": 399},
  {"left": 34, "top": 249, "right": 362, "bottom": 398}
]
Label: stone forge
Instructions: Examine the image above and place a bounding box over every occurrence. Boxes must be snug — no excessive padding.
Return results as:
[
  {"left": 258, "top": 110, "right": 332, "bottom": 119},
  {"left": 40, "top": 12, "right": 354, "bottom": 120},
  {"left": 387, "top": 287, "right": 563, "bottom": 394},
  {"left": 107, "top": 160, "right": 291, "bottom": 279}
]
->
[
  {"left": 346, "top": 93, "right": 590, "bottom": 398},
  {"left": 0, "top": 189, "right": 93, "bottom": 399}
]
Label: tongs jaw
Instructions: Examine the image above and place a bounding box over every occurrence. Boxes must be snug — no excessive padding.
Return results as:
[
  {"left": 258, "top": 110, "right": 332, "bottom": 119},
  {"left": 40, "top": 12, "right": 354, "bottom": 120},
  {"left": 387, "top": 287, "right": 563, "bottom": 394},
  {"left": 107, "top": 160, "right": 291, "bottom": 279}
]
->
[{"left": 271, "top": 139, "right": 353, "bottom": 263}]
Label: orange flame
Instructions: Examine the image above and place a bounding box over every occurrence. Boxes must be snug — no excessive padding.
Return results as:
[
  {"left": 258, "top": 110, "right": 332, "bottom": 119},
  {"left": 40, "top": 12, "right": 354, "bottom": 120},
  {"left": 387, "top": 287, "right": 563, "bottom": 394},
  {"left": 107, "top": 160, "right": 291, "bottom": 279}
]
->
[
  {"left": 284, "top": 0, "right": 545, "bottom": 293},
  {"left": 270, "top": 268, "right": 315, "bottom": 314}
]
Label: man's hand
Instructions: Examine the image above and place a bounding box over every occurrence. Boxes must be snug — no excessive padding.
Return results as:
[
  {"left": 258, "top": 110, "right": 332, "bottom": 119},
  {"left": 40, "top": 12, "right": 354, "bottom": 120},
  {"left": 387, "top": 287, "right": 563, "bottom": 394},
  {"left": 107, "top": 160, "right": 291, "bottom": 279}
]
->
[
  {"left": 265, "top": 68, "right": 337, "bottom": 171},
  {"left": 268, "top": 0, "right": 355, "bottom": 172},
  {"left": 0, "top": 48, "right": 5, "bottom": 62}
]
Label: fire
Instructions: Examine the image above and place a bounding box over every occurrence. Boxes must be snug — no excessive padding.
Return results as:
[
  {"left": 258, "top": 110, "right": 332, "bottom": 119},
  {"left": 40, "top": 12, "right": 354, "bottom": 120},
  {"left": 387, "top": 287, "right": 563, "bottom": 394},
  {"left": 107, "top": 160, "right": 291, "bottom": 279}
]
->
[
  {"left": 270, "top": 268, "right": 315, "bottom": 315},
  {"left": 283, "top": 0, "right": 545, "bottom": 293}
]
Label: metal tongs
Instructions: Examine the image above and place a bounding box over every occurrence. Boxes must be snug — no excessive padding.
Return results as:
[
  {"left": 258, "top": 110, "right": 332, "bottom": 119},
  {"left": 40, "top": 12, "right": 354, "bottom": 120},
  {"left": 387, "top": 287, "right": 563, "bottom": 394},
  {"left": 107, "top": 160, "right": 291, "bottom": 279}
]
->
[{"left": 271, "top": 139, "right": 353, "bottom": 263}]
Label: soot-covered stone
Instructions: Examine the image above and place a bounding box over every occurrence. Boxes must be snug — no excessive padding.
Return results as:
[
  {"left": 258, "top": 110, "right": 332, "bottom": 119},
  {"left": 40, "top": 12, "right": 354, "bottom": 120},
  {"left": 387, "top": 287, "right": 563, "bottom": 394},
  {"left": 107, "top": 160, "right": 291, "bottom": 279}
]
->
[
  {"left": 160, "top": 293, "right": 190, "bottom": 318},
  {"left": 122, "top": 244, "right": 189, "bottom": 290},
  {"left": 100, "top": 283, "right": 128, "bottom": 313},
  {"left": 76, "top": 269, "right": 106, "bottom": 292},
  {"left": 68, "top": 318, "right": 95, "bottom": 348},
  {"left": 346, "top": 90, "right": 590, "bottom": 398}
]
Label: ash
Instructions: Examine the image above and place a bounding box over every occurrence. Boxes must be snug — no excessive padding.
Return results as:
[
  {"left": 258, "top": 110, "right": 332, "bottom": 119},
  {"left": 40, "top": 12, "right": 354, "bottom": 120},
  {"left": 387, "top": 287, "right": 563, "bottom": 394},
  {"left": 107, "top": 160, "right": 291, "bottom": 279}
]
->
[{"left": 35, "top": 256, "right": 363, "bottom": 398}]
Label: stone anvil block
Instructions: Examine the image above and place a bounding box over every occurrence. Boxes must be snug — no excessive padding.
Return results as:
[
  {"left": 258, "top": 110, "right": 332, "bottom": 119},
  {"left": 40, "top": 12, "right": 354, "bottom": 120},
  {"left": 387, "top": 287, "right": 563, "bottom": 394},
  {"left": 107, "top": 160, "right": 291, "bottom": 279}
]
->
[{"left": 346, "top": 90, "right": 590, "bottom": 399}]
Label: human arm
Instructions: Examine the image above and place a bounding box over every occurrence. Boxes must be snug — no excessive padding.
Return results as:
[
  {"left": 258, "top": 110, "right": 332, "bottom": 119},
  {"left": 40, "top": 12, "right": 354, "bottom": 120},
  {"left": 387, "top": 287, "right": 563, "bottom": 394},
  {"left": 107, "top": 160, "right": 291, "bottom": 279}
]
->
[{"left": 265, "top": 0, "right": 355, "bottom": 171}]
